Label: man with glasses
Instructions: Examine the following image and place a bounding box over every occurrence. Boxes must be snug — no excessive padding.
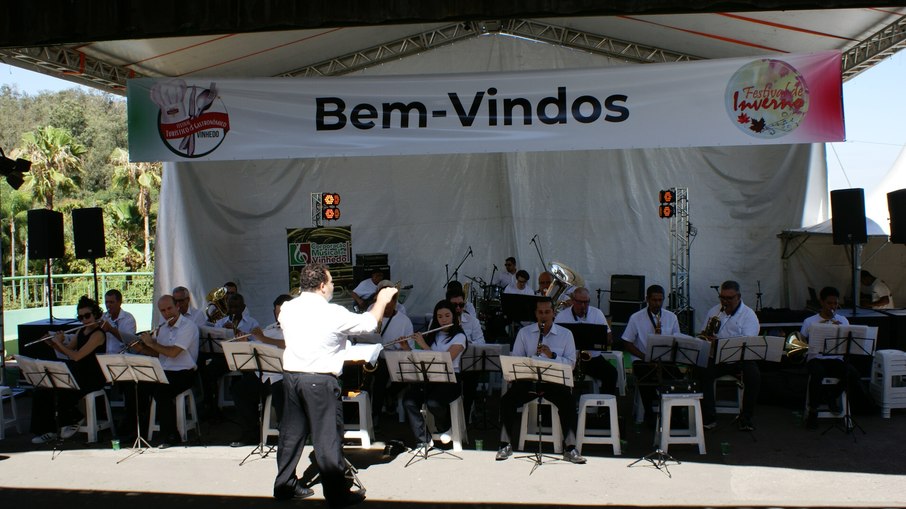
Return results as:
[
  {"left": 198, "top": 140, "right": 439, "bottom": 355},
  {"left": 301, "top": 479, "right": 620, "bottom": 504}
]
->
[
  {"left": 503, "top": 270, "right": 535, "bottom": 296},
  {"left": 555, "top": 287, "right": 618, "bottom": 396},
  {"left": 172, "top": 286, "right": 210, "bottom": 328},
  {"left": 447, "top": 287, "right": 486, "bottom": 422},
  {"left": 492, "top": 257, "right": 519, "bottom": 289},
  {"left": 699, "top": 280, "right": 761, "bottom": 431}
]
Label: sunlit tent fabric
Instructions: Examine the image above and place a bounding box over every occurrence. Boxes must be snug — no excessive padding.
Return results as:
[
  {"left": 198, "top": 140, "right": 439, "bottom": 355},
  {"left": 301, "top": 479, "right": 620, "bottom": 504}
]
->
[{"left": 153, "top": 35, "right": 831, "bottom": 326}]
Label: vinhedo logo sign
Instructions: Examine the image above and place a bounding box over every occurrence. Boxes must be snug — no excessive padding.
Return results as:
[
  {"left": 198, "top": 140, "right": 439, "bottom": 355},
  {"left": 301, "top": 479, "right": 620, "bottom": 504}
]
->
[{"left": 314, "top": 86, "right": 629, "bottom": 131}]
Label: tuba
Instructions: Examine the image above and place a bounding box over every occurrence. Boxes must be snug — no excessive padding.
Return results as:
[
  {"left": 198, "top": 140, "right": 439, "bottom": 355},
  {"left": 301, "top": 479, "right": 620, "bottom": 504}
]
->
[
  {"left": 546, "top": 261, "right": 584, "bottom": 311},
  {"left": 205, "top": 286, "right": 229, "bottom": 323}
]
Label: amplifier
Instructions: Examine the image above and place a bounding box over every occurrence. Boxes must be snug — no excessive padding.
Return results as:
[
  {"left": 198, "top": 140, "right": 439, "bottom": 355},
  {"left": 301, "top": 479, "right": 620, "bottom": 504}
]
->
[{"left": 355, "top": 253, "right": 388, "bottom": 266}]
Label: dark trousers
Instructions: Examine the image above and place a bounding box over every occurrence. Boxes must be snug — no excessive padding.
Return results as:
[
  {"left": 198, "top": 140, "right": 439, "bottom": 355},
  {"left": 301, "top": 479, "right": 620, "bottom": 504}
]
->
[
  {"left": 233, "top": 373, "right": 285, "bottom": 438},
  {"left": 632, "top": 361, "right": 685, "bottom": 424},
  {"left": 700, "top": 360, "right": 761, "bottom": 423},
  {"left": 578, "top": 355, "right": 619, "bottom": 395},
  {"left": 807, "top": 358, "right": 860, "bottom": 410},
  {"left": 152, "top": 369, "right": 196, "bottom": 441},
  {"left": 499, "top": 381, "right": 577, "bottom": 449},
  {"left": 275, "top": 372, "right": 348, "bottom": 503},
  {"left": 199, "top": 352, "right": 228, "bottom": 412},
  {"left": 402, "top": 380, "right": 461, "bottom": 444}
]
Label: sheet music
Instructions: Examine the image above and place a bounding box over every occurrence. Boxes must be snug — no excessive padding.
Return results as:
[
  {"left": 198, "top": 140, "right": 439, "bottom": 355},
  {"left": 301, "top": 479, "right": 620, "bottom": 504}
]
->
[
  {"left": 345, "top": 341, "right": 382, "bottom": 365},
  {"left": 714, "top": 336, "right": 784, "bottom": 363},
  {"left": 807, "top": 323, "right": 876, "bottom": 359},
  {"left": 198, "top": 325, "right": 233, "bottom": 353},
  {"left": 499, "top": 355, "right": 574, "bottom": 387},
  {"left": 14, "top": 354, "right": 80, "bottom": 390},
  {"left": 221, "top": 341, "right": 284, "bottom": 373},
  {"left": 383, "top": 350, "right": 456, "bottom": 384},
  {"left": 96, "top": 354, "right": 169, "bottom": 384},
  {"left": 646, "top": 334, "right": 710, "bottom": 367}
]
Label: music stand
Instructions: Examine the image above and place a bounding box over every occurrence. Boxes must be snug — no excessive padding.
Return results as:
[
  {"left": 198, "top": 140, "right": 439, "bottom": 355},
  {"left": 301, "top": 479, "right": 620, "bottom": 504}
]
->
[
  {"left": 96, "top": 353, "right": 168, "bottom": 463},
  {"left": 222, "top": 341, "right": 284, "bottom": 465},
  {"left": 501, "top": 294, "right": 543, "bottom": 341},
  {"left": 810, "top": 324, "right": 875, "bottom": 437},
  {"left": 714, "top": 335, "right": 784, "bottom": 365},
  {"left": 459, "top": 343, "right": 507, "bottom": 429},
  {"left": 198, "top": 325, "right": 232, "bottom": 354},
  {"left": 15, "top": 355, "right": 80, "bottom": 459},
  {"left": 628, "top": 335, "right": 707, "bottom": 475},
  {"left": 383, "top": 350, "right": 461, "bottom": 467},
  {"left": 499, "top": 355, "right": 573, "bottom": 474}
]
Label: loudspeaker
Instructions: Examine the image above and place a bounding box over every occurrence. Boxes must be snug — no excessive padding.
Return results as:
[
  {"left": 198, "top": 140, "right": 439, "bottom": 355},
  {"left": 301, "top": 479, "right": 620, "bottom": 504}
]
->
[
  {"left": 830, "top": 188, "right": 867, "bottom": 245},
  {"left": 610, "top": 274, "right": 645, "bottom": 302},
  {"left": 72, "top": 207, "right": 106, "bottom": 259},
  {"left": 888, "top": 189, "right": 906, "bottom": 244},
  {"left": 27, "top": 209, "right": 64, "bottom": 259}
]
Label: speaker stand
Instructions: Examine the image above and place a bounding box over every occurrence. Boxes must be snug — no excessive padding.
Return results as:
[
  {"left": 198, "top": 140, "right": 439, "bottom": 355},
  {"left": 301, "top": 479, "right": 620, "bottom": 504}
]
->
[
  {"left": 45, "top": 258, "right": 56, "bottom": 322},
  {"left": 91, "top": 258, "right": 99, "bottom": 301}
]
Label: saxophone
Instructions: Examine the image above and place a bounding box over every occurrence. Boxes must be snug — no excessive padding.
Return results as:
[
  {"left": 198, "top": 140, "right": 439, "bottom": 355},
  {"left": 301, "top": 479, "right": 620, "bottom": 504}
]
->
[{"left": 700, "top": 306, "right": 724, "bottom": 358}]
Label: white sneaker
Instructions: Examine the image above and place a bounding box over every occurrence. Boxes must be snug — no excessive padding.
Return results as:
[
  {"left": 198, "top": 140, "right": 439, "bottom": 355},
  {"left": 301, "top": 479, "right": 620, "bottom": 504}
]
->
[
  {"left": 31, "top": 432, "right": 59, "bottom": 444},
  {"left": 60, "top": 424, "right": 80, "bottom": 439},
  {"left": 439, "top": 429, "right": 453, "bottom": 445}
]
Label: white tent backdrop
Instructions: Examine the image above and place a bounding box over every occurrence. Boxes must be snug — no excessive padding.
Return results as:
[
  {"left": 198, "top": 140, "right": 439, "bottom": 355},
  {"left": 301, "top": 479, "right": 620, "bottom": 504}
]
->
[
  {"left": 866, "top": 145, "right": 906, "bottom": 231},
  {"left": 153, "top": 35, "right": 830, "bottom": 329}
]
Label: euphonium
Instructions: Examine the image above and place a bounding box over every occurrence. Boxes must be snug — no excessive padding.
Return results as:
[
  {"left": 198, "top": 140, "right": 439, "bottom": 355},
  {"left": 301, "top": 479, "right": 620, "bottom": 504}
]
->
[
  {"left": 205, "top": 286, "right": 229, "bottom": 322},
  {"left": 546, "top": 261, "right": 584, "bottom": 312}
]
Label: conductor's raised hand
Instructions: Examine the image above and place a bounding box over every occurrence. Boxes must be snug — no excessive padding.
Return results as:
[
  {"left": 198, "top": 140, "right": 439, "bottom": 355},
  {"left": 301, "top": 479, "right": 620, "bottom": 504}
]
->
[{"left": 374, "top": 286, "right": 399, "bottom": 304}]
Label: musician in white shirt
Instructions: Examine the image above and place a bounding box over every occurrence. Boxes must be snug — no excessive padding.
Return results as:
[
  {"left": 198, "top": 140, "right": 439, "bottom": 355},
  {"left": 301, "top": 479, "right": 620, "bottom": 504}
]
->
[
  {"left": 274, "top": 263, "right": 396, "bottom": 505},
  {"left": 555, "top": 287, "right": 618, "bottom": 395},
  {"left": 492, "top": 256, "right": 518, "bottom": 289},
  {"left": 172, "top": 286, "right": 210, "bottom": 328},
  {"left": 504, "top": 270, "right": 535, "bottom": 296},
  {"left": 100, "top": 289, "right": 137, "bottom": 354},
  {"left": 351, "top": 268, "right": 384, "bottom": 310}
]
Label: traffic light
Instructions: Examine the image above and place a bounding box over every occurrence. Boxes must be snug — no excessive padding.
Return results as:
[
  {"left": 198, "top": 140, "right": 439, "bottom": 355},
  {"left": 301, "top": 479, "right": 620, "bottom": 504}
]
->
[
  {"left": 321, "top": 192, "right": 341, "bottom": 221},
  {"left": 658, "top": 189, "right": 675, "bottom": 218}
]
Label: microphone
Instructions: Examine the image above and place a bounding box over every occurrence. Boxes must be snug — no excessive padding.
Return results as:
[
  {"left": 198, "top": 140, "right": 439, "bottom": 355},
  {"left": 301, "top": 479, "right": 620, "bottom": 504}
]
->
[
  {"left": 529, "top": 234, "right": 538, "bottom": 245},
  {"left": 468, "top": 246, "right": 473, "bottom": 257},
  {"left": 493, "top": 264, "right": 498, "bottom": 271}
]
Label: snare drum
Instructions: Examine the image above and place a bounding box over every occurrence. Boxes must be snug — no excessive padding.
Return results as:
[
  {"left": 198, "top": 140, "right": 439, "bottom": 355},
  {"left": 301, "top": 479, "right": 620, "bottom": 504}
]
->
[{"left": 483, "top": 284, "right": 503, "bottom": 302}]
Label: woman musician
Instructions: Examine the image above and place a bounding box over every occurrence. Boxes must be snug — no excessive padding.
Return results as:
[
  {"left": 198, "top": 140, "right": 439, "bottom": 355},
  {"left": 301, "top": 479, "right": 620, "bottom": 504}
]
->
[
  {"left": 400, "top": 300, "right": 467, "bottom": 449},
  {"left": 29, "top": 296, "right": 107, "bottom": 444}
]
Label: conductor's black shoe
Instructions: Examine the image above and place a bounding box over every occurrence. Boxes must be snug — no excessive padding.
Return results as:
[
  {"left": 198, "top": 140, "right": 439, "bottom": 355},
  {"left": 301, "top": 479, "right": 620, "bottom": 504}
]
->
[
  {"left": 328, "top": 490, "right": 366, "bottom": 508},
  {"left": 274, "top": 483, "right": 315, "bottom": 500}
]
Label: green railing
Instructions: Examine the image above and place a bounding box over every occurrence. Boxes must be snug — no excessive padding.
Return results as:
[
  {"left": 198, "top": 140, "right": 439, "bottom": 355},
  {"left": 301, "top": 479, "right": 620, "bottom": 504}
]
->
[{"left": 2, "top": 272, "right": 155, "bottom": 309}]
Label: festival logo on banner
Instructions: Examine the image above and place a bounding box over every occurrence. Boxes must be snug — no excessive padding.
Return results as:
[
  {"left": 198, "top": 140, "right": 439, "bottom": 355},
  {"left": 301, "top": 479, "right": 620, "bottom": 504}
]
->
[
  {"left": 725, "top": 59, "right": 809, "bottom": 139},
  {"left": 150, "top": 80, "right": 230, "bottom": 158}
]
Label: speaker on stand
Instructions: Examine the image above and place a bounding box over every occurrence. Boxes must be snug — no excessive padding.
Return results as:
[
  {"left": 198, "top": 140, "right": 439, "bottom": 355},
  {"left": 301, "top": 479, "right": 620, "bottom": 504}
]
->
[
  {"left": 830, "top": 188, "right": 867, "bottom": 314},
  {"left": 27, "top": 209, "right": 65, "bottom": 322},
  {"left": 72, "top": 207, "right": 107, "bottom": 300},
  {"left": 887, "top": 189, "right": 906, "bottom": 245}
]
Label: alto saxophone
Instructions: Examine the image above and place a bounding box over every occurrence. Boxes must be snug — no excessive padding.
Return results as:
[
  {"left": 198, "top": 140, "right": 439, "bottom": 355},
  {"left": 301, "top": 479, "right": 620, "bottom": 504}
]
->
[{"left": 700, "top": 306, "right": 724, "bottom": 358}]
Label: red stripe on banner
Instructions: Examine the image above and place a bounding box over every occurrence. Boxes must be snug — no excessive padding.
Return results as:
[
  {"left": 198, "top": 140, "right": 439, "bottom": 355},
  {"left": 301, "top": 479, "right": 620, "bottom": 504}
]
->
[
  {"left": 716, "top": 13, "right": 858, "bottom": 42},
  {"left": 618, "top": 15, "right": 788, "bottom": 52},
  {"left": 125, "top": 34, "right": 238, "bottom": 67},
  {"left": 177, "top": 28, "right": 343, "bottom": 76}
]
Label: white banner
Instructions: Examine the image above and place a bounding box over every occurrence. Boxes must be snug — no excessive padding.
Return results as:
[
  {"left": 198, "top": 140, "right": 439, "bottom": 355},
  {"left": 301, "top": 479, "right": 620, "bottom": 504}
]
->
[{"left": 127, "top": 51, "right": 843, "bottom": 162}]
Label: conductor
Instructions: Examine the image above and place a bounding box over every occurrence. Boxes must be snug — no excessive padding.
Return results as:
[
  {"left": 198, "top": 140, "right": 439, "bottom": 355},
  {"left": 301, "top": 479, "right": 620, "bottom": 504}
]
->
[{"left": 273, "top": 263, "right": 398, "bottom": 507}]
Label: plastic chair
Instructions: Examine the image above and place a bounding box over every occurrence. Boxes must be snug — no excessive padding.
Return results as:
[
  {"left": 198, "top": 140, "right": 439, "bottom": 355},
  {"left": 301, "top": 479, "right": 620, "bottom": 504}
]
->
[
  {"left": 576, "top": 393, "right": 621, "bottom": 455},
  {"left": 657, "top": 392, "right": 706, "bottom": 455},
  {"left": 78, "top": 389, "right": 116, "bottom": 443},
  {"left": 148, "top": 388, "right": 201, "bottom": 442},
  {"left": 518, "top": 398, "right": 563, "bottom": 453}
]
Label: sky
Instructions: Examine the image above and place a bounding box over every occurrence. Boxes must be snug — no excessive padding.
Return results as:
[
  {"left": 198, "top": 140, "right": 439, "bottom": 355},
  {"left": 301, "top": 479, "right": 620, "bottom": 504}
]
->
[{"left": 2, "top": 51, "right": 905, "bottom": 197}]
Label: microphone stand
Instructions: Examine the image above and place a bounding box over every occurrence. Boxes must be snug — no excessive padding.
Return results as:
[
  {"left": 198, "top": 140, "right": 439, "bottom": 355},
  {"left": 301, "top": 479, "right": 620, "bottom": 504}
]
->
[
  {"left": 529, "top": 235, "right": 546, "bottom": 272},
  {"left": 443, "top": 246, "right": 473, "bottom": 288}
]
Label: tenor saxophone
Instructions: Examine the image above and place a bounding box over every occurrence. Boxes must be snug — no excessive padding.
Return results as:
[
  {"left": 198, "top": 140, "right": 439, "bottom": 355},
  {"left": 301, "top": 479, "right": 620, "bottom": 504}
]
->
[{"left": 700, "top": 306, "right": 724, "bottom": 358}]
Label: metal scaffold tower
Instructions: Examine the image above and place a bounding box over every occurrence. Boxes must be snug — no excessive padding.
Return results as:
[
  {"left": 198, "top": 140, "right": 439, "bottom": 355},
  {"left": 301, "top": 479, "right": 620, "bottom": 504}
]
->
[{"left": 667, "top": 187, "right": 694, "bottom": 334}]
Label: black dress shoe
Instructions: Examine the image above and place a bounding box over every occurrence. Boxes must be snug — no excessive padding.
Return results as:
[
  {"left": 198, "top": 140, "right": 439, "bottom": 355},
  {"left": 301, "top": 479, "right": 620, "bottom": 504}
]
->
[
  {"left": 328, "top": 490, "right": 365, "bottom": 509},
  {"left": 274, "top": 482, "right": 315, "bottom": 500}
]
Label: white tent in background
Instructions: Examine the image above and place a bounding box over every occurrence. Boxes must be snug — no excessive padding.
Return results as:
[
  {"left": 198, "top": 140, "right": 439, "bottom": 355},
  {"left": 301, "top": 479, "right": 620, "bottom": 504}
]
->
[
  {"left": 865, "top": 145, "right": 906, "bottom": 232},
  {"left": 778, "top": 217, "right": 906, "bottom": 310}
]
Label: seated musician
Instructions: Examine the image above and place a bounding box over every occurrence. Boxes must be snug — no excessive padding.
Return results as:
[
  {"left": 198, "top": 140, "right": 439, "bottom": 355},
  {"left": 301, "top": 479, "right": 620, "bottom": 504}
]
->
[
  {"left": 173, "top": 286, "right": 210, "bottom": 328},
  {"left": 400, "top": 300, "right": 466, "bottom": 449},
  {"left": 30, "top": 296, "right": 107, "bottom": 444},
  {"left": 492, "top": 256, "right": 518, "bottom": 289},
  {"left": 445, "top": 280, "right": 477, "bottom": 316},
  {"left": 100, "top": 289, "right": 137, "bottom": 354},
  {"left": 362, "top": 280, "right": 414, "bottom": 424},
  {"left": 351, "top": 268, "right": 384, "bottom": 311},
  {"left": 621, "top": 285, "right": 682, "bottom": 425},
  {"left": 447, "top": 287, "right": 485, "bottom": 423},
  {"left": 537, "top": 271, "right": 553, "bottom": 296},
  {"left": 504, "top": 270, "right": 535, "bottom": 296},
  {"left": 203, "top": 293, "right": 259, "bottom": 420},
  {"left": 555, "top": 286, "right": 618, "bottom": 396},
  {"left": 859, "top": 270, "right": 894, "bottom": 309},
  {"left": 496, "top": 298, "right": 586, "bottom": 464},
  {"left": 139, "top": 295, "right": 200, "bottom": 448},
  {"left": 801, "top": 286, "right": 860, "bottom": 429},
  {"left": 699, "top": 280, "right": 761, "bottom": 431},
  {"left": 230, "top": 294, "right": 293, "bottom": 447}
]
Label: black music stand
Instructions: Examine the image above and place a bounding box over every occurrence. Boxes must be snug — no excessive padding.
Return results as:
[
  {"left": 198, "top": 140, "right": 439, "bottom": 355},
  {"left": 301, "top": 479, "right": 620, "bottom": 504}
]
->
[
  {"left": 501, "top": 294, "right": 543, "bottom": 341},
  {"left": 499, "top": 354, "right": 573, "bottom": 474},
  {"left": 96, "top": 353, "right": 168, "bottom": 463},
  {"left": 627, "top": 335, "right": 707, "bottom": 476},
  {"left": 383, "top": 350, "right": 461, "bottom": 467},
  {"left": 810, "top": 325, "right": 874, "bottom": 438},
  {"left": 559, "top": 323, "right": 609, "bottom": 389},
  {"left": 222, "top": 340, "right": 284, "bottom": 465},
  {"left": 16, "top": 355, "right": 80, "bottom": 460},
  {"left": 459, "top": 343, "right": 507, "bottom": 429}
]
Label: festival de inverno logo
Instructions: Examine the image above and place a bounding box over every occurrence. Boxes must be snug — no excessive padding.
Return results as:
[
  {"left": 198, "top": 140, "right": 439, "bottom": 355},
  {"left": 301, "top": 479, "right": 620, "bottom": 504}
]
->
[
  {"left": 725, "top": 58, "right": 809, "bottom": 139},
  {"left": 151, "top": 80, "right": 230, "bottom": 158}
]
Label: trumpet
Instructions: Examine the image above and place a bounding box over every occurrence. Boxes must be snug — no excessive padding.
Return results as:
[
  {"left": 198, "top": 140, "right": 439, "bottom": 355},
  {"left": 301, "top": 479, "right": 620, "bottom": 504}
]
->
[
  {"left": 383, "top": 323, "right": 452, "bottom": 347},
  {"left": 23, "top": 323, "right": 94, "bottom": 348}
]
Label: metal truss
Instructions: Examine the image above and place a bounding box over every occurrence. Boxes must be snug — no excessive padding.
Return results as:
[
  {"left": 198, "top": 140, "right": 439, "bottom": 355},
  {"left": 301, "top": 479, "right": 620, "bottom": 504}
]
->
[
  {"left": 842, "top": 14, "right": 906, "bottom": 81},
  {"left": 0, "top": 46, "right": 137, "bottom": 95},
  {"left": 668, "top": 187, "right": 693, "bottom": 334},
  {"left": 500, "top": 18, "right": 701, "bottom": 64}
]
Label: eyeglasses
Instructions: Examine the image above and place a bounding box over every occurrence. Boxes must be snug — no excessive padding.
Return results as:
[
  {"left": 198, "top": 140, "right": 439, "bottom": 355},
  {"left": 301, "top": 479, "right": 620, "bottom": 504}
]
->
[
  {"left": 719, "top": 294, "right": 740, "bottom": 301},
  {"left": 452, "top": 302, "right": 466, "bottom": 308},
  {"left": 174, "top": 297, "right": 188, "bottom": 303},
  {"left": 77, "top": 312, "right": 94, "bottom": 320},
  {"left": 573, "top": 299, "right": 590, "bottom": 305}
]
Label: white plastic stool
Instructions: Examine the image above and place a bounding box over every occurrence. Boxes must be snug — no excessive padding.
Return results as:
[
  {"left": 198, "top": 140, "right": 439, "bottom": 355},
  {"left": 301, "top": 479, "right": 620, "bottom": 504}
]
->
[
  {"left": 217, "top": 370, "right": 242, "bottom": 408},
  {"left": 342, "top": 391, "right": 374, "bottom": 448},
  {"left": 805, "top": 376, "right": 847, "bottom": 418},
  {"left": 261, "top": 393, "right": 280, "bottom": 444},
  {"left": 870, "top": 349, "right": 906, "bottom": 418},
  {"left": 78, "top": 389, "right": 116, "bottom": 443},
  {"left": 576, "top": 393, "right": 621, "bottom": 455},
  {"left": 658, "top": 393, "right": 706, "bottom": 455},
  {"left": 1, "top": 386, "right": 23, "bottom": 440},
  {"left": 518, "top": 398, "right": 563, "bottom": 453},
  {"left": 426, "top": 395, "right": 469, "bottom": 452},
  {"left": 714, "top": 374, "right": 743, "bottom": 414},
  {"left": 148, "top": 388, "right": 201, "bottom": 442}
]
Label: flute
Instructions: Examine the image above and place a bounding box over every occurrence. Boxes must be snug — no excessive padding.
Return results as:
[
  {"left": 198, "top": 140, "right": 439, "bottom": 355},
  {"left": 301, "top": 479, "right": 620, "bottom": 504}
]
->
[
  {"left": 383, "top": 323, "right": 453, "bottom": 347},
  {"left": 225, "top": 321, "right": 280, "bottom": 342},
  {"left": 23, "top": 323, "right": 93, "bottom": 348}
]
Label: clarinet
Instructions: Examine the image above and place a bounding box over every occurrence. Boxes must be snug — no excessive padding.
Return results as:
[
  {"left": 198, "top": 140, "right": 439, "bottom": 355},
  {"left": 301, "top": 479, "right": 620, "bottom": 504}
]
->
[{"left": 536, "top": 320, "right": 546, "bottom": 356}]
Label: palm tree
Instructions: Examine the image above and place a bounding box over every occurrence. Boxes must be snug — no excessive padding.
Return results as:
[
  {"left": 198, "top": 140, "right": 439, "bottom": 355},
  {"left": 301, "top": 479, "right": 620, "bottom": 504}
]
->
[
  {"left": 14, "top": 126, "right": 86, "bottom": 210},
  {"left": 110, "top": 147, "right": 162, "bottom": 268}
]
